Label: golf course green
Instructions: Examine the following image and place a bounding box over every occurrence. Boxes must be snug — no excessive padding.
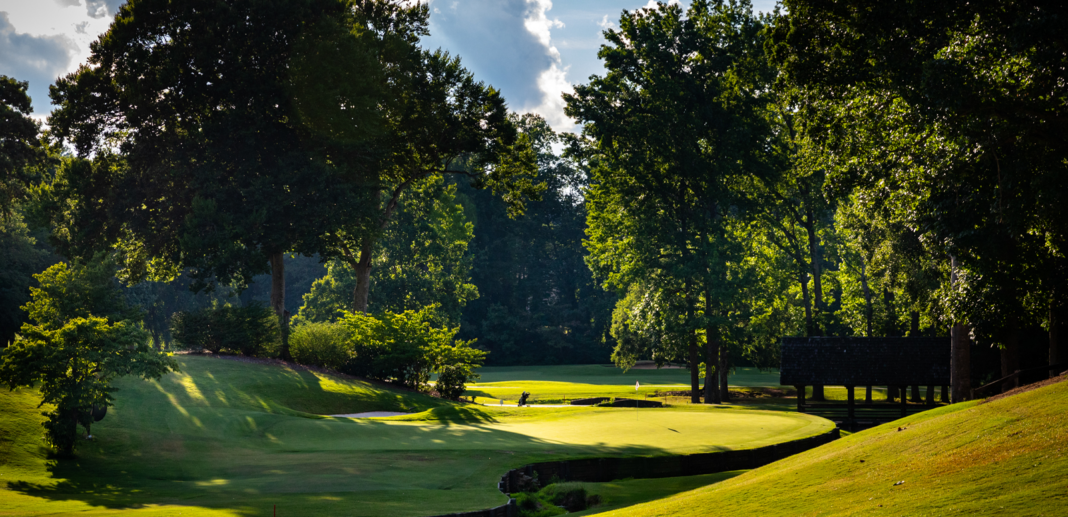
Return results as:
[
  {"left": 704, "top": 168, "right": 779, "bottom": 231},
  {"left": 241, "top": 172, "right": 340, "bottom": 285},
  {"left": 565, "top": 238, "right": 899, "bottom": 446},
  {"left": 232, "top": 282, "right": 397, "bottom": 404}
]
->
[{"left": 0, "top": 356, "right": 834, "bottom": 516}]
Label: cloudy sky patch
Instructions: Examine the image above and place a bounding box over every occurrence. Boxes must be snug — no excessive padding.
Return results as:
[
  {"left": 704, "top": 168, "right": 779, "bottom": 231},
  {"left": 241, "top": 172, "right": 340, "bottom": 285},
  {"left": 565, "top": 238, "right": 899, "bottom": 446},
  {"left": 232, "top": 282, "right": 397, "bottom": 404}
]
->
[{"left": 0, "top": 0, "right": 778, "bottom": 128}]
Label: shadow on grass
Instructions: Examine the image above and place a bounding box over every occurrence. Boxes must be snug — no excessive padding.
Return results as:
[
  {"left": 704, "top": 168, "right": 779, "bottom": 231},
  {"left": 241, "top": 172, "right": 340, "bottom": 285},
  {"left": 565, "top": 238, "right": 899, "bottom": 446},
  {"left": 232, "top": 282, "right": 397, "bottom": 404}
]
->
[
  {"left": 5, "top": 357, "right": 678, "bottom": 515},
  {"left": 404, "top": 405, "right": 500, "bottom": 425}
]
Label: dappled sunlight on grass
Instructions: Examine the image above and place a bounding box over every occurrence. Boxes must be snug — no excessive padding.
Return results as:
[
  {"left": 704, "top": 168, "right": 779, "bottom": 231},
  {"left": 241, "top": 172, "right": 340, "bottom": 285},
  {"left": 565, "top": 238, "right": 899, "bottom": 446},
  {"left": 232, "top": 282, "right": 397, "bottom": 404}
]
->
[{"left": 0, "top": 356, "right": 833, "bottom": 516}]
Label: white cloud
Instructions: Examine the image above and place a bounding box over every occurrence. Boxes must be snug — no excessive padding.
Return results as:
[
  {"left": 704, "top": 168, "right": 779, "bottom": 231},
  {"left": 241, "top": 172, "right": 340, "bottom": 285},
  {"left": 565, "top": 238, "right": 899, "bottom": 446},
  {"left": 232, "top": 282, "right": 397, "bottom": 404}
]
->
[
  {"left": 531, "top": 62, "right": 574, "bottom": 130},
  {"left": 0, "top": 0, "right": 122, "bottom": 116},
  {"left": 0, "top": 12, "right": 78, "bottom": 116},
  {"left": 519, "top": 0, "right": 576, "bottom": 132},
  {"left": 423, "top": 0, "right": 578, "bottom": 132},
  {"left": 642, "top": 0, "right": 680, "bottom": 10},
  {"left": 524, "top": 0, "right": 565, "bottom": 51},
  {"left": 598, "top": 14, "right": 615, "bottom": 31}
]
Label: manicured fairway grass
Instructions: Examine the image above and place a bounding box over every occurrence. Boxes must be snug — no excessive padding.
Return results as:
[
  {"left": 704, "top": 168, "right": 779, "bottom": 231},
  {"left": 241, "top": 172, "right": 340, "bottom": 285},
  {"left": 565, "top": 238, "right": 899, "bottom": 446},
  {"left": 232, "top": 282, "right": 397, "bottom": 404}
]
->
[
  {"left": 467, "top": 364, "right": 784, "bottom": 404},
  {"left": 466, "top": 365, "right": 908, "bottom": 407},
  {"left": 0, "top": 356, "right": 833, "bottom": 516},
  {"left": 597, "top": 376, "right": 1068, "bottom": 517}
]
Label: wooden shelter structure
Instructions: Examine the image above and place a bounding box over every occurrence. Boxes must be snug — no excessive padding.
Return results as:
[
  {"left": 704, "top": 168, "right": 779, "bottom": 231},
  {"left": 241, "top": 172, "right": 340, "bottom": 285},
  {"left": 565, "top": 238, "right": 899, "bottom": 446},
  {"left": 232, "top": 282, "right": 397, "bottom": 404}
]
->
[{"left": 780, "top": 337, "right": 950, "bottom": 428}]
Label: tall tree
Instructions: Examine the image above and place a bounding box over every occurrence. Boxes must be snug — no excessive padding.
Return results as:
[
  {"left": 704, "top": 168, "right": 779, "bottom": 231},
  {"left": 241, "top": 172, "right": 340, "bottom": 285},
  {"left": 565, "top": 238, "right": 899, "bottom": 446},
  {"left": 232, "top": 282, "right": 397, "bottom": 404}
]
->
[
  {"left": 566, "top": 0, "right": 772, "bottom": 403},
  {"left": 44, "top": 0, "right": 384, "bottom": 359},
  {"left": 319, "top": 25, "right": 541, "bottom": 314},
  {"left": 0, "top": 259, "right": 176, "bottom": 455},
  {"left": 771, "top": 0, "right": 1068, "bottom": 400},
  {"left": 0, "top": 75, "right": 43, "bottom": 219}
]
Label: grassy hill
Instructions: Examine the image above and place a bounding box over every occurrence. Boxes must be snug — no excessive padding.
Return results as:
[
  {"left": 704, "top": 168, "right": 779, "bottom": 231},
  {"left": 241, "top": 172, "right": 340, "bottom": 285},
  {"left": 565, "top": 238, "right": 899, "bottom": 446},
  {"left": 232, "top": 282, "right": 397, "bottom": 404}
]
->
[
  {"left": 594, "top": 376, "right": 1068, "bottom": 516},
  {"left": 0, "top": 355, "right": 832, "bottom": 516}
]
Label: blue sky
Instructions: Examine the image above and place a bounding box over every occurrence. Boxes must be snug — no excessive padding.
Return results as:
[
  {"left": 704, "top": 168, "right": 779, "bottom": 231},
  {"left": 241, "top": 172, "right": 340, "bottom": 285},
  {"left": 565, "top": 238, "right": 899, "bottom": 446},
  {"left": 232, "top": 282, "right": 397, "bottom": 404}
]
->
[{"left": 0, "top": 0, "right": 778, "bottom": 131}]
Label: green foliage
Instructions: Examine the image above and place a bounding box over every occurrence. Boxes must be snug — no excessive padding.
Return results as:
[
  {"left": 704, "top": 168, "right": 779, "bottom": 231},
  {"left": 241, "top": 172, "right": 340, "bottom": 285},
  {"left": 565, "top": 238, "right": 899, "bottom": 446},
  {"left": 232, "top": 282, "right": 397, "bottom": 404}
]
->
[
  {"left": 170, "top": 303, "right": 279, "bottom": 357},
  {"left": 298, "top": 176, "right": 478, "bottom": 323},
  {"left": 457, "top": 114, "right": 616, "bottom": 366},
  {"left": 567, "top": 1, "right": 772, "bottom": 387},
  {"left": 289, "top": 321, "right": 349, "bottom": 370},
  {"left": 339, "top": 306, "right": 485, "bottom": 393},
  {"left": 0, "top": 208, "right": 58, "bottom": 346},
  {"left": 43, "top": 0, "right": 382, "bottom": 294},
  {"left": 0, "top": 261, "right": 175, "bottom": 454},
  {"left": 0, "top": 75, "right": 43, "bottom": 218},
  {"left": 23, "top": 257, "right": 142, "bottom": 328},
  {"left": 514, "top": 491, "right": 567, "bottom": 517},
  {"left": 771, "top": 0, "right": 1068, "bottom": 351},
  {"left": 318, "top": 18, "right": 540, "bottom": 314},
  {"left": 434, "top": 343, "right": 484, "bottom": 401}
]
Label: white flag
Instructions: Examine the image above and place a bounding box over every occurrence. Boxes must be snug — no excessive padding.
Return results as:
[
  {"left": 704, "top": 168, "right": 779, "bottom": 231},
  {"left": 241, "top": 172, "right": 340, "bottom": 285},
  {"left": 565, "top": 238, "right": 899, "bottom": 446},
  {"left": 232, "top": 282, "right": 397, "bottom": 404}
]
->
[{"left": 636, "top": 381, "right": 640, "bottom": 391}]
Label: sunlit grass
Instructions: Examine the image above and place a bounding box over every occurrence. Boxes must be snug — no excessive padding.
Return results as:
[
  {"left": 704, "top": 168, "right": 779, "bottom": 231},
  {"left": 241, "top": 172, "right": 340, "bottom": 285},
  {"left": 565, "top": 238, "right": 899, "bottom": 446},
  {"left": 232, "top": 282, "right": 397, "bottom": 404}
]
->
[
  {"left": 0, "top": 356, "right": 833, "bottom": 516},
  {"left": 595, "top": 378, "right": 1068, "bottom": 516}
]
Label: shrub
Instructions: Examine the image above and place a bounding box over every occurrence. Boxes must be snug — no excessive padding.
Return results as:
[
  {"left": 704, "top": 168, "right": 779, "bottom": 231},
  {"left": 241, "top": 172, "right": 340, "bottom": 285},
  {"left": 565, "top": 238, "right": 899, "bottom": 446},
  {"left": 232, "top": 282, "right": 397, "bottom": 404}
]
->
[
  {"left": 434, "top": 340, "right": 485, "bottom": 400},
  {"left": 171, "top": 302, "right": 278, "bottom": 356},
  {"left": 289, "top": 321, "right": 349, "bottom": 370},
  {"left": 339, "top": 306, "right": 486, "bottom": 393}
]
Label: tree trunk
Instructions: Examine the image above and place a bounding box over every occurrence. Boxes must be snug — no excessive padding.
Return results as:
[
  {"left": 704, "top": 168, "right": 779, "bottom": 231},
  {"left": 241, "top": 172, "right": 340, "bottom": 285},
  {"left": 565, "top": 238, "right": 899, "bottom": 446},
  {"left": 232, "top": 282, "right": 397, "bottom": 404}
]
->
[
  {"left": 803, "top": 207, "right": 823, "bottom": 336},
  {"left": 1052, "top": 294, "right": 1063, "bottom": 378},
  {"left": 703, "top": 287, "right": 720, "bottom": 404},
  {"left": 909, "top": 311, "right": 920, "bottom": 337},
  {"left": 688, "top": 329, "right": 700, "bottom": 404},
  {"left": 269, "top": 252, "right": 285, "bottom": 316},
  {"left": 269, "top": 252, "right": 291, "bottom": 361},
  {"left": 860, "top": 261, "right": 873, "bottom": 338},
  {"left": 865, "top": 385, "right": 873, "bottom": 403},
  {"left": 720, "top": 344, "right": 730, "bottom": 402},
  {"left": 950, "top": 255, "right": 971, "bottom": 402},
  {"left": 1001, "top": 322, "right": 1021, "bottom": 393},
  {"left": 705, "top": 334, "right": 720, "bottom": 404},
  {"left": 799, "top": 269, "right": 814, "bottom": 337},
  {"left": 686, "top": 289, "right": 700, "bottom": 404},
  {"left": 910, "top": 385, "right": 921, "bottom": 402},
  {"left": 888, "top": 386, "right": 897, "bottom": 403},
  {"left": 352, "top": 237, "right": 374, "bottom": 314}
]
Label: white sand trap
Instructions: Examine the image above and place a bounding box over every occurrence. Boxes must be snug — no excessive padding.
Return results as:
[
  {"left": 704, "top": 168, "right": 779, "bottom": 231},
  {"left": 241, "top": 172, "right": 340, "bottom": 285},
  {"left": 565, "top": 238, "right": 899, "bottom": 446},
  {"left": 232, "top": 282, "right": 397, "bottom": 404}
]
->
[{"left": 330, "top": 411, "right": 408, "bottom": 418}]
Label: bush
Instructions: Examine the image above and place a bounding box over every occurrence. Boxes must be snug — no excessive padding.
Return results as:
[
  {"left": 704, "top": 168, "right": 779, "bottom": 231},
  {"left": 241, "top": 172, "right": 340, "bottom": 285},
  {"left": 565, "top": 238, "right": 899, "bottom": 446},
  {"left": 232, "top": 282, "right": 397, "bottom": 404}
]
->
[
  {"left": 339, "top": 306, "right": 486, "bottom": 393},
  {"left": 290, "top": 322, "right": 349, "bottom": 370},
  {"left": 434, "top": 342, "right": 484, "bottom": 400},
  {"left": 171, "top": 302, "right": 278, "bottom": 356}
]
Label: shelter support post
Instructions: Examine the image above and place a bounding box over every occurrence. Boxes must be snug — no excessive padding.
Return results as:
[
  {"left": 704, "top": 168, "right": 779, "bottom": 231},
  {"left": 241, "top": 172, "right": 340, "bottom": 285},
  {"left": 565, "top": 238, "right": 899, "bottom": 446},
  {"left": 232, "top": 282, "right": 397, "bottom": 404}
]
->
[
  {"left": 941, "top": 385, "right": 949, "bottom": 403},
  {"left": 796, "top": 386, "right": 806, "bottom": 413},
  {"left": 900, "top": 386, "right": 908, "bottom": 418},
  {"left": 865, "top": 385, "right": 872, "bottom": 404},
  {"left": 846, "top": 385, "right": 855, "bottom": 429}
]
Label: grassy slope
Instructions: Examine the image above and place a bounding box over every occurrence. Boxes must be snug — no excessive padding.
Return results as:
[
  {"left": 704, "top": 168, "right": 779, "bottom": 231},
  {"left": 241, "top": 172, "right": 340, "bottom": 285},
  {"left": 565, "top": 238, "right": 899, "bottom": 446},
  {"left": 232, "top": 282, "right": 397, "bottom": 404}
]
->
[
  {"left": 600, "top": 377, "right": 1068, "bottom": 517},
  {"left": 0, "top": 356, "right": 832, "bottom": 517}
]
